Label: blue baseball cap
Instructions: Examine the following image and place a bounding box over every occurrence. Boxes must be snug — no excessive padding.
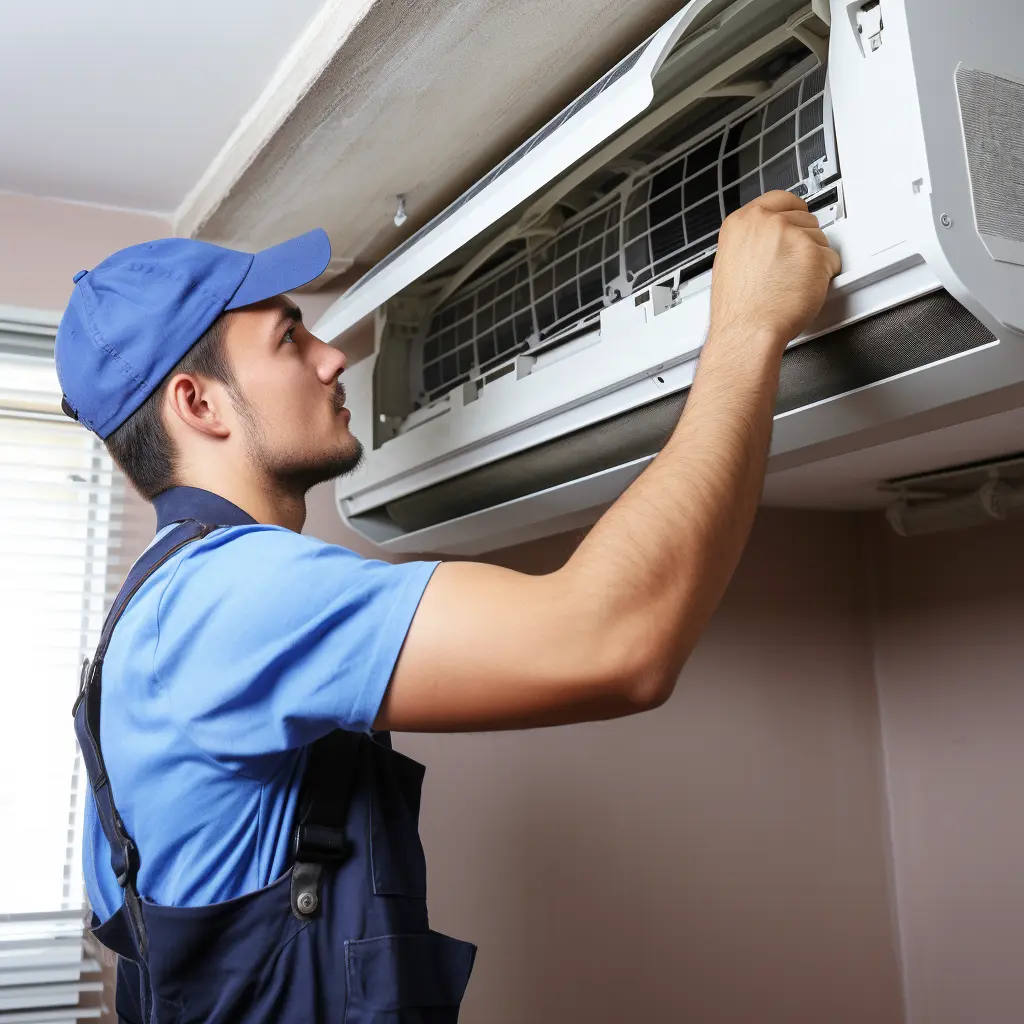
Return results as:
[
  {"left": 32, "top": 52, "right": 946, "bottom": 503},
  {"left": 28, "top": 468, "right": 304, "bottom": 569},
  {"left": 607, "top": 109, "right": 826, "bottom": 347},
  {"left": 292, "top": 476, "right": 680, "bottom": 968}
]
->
[{"left": 55, "top": 229, "right": 332, "bottom": 439}]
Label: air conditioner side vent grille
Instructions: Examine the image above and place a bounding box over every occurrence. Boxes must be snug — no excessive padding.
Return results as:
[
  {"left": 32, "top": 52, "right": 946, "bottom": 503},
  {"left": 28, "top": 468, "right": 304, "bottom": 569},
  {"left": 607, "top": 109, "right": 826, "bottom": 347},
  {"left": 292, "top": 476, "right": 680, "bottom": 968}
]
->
[{"left": 956, "top": 65, "right": 1024, "bottom": 266}]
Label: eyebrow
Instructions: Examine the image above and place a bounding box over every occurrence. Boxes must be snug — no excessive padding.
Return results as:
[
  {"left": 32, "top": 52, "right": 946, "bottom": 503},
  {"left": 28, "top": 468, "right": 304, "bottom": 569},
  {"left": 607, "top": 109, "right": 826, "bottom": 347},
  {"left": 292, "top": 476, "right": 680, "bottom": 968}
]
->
[{"left": 274, "top": 303, "right": 303, "bottom": 330}]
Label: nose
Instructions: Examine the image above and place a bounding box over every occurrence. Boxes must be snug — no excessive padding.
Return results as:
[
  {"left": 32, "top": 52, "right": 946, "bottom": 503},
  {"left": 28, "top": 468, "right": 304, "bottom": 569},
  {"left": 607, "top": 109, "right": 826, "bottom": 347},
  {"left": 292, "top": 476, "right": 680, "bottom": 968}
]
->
[{"left": 314, "top": 338, "right": 347, "bottom": 385}]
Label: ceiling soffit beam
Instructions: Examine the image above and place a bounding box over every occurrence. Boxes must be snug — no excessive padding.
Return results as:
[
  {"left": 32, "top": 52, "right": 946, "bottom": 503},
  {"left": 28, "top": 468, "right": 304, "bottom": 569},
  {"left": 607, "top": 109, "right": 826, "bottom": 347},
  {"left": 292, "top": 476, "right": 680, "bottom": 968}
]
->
[{"left": 173, "top": 0, "right": 377, "bottom": 241}]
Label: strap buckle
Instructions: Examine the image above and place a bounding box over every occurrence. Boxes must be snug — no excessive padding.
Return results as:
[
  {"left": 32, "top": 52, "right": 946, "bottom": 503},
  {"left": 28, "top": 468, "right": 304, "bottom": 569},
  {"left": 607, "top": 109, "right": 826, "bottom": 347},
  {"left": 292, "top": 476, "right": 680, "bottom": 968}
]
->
[
  {"left": 115, "top": 834, "right": 140, "bottom": 890},
  {"left": 290, "top": 861, "right": 324, "bottom": 919},
  {"left": 293, "top": 823, "right": 350, "bottom": 865}
]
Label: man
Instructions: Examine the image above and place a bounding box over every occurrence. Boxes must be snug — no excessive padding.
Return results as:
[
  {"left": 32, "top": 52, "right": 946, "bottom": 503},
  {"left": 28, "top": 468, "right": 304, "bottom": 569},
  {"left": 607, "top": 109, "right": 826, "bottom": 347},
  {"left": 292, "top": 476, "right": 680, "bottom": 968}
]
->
[{"left": 58, "top": 190, "right": 839, "bottom": 1022}]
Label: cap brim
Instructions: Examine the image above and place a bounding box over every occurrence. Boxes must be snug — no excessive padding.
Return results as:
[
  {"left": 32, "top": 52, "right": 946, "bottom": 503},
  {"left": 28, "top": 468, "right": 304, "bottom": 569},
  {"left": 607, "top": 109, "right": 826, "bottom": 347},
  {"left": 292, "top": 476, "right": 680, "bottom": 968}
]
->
[{"left": 225, "top": 228, "right": 332, "bottom": 311}]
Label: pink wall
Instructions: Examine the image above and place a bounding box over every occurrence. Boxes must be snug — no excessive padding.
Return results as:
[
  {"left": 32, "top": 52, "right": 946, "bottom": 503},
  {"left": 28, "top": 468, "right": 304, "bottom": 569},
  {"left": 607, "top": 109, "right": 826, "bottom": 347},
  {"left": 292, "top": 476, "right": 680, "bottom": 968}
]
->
[
  {"left": 305, "top": 497, "right": 905, "bottom": 1023},
  {"left": 0, "top": 190, "right": 169, "bottom": 311},
  {"left": 871, "top": 518, "right": 1024, "bottom": 1024},
  {"left": 303, "top": 479, "right": 403, "bottom": 561}
]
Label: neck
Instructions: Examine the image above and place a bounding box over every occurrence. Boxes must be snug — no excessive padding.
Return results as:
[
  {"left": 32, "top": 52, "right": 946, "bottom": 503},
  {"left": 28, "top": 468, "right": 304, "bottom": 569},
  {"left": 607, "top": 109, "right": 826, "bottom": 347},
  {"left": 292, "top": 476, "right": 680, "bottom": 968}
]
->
[{"left": 176, "top": 467, "right": 307, "bottom": 532}]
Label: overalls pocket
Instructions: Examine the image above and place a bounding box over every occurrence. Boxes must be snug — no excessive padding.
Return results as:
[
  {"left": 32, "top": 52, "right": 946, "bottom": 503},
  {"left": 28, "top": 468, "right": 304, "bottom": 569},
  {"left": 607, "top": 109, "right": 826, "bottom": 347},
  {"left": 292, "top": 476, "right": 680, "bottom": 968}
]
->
[{"left": 344, "top": 931, "right": 477, "bottom": 1024}]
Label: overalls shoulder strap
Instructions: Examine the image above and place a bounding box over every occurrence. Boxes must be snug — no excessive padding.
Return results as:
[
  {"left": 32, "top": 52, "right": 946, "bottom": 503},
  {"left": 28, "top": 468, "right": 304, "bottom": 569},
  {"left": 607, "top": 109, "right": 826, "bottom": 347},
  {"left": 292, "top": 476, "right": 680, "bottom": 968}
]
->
[
  {"left": 73, "top": 518, "right": 217, "bottom": 956},
  {"left": 289, "top": 729, "right": 363, "bottom": 918}
]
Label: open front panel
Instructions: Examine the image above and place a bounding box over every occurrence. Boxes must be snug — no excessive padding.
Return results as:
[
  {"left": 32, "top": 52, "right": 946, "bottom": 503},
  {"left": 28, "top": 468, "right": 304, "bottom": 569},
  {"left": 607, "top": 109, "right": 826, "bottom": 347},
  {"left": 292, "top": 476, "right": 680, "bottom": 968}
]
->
[{"left": 415, "top": 58, "right": 835, "bottom": 409}]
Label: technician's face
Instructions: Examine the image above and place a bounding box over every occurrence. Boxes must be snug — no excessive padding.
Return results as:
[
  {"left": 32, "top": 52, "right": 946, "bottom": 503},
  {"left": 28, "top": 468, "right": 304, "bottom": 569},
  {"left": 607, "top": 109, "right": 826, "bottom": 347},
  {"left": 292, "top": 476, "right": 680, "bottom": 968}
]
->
[{"left": 222, "top": 296, "right": 363, "bottom": 492}]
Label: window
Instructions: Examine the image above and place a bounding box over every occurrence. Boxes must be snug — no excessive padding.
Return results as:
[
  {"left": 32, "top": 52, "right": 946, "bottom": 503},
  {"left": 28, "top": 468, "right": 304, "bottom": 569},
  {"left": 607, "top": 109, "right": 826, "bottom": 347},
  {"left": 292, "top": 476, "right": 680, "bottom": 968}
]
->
[{"left": 0, "top": 310, "right": 148, "bottom": 1016}]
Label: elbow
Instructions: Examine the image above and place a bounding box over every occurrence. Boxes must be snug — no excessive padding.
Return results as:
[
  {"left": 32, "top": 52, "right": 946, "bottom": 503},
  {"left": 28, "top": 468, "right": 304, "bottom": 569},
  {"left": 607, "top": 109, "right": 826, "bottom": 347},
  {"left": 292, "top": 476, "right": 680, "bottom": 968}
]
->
[
  {"left": 602, "top": 643, "right": 683, "bottom": 714},
  {"left": 563, "top": 573, "right": 692, "bottom": 715},
  {"left": 624, "top": 664, "right": 679, "bottom": 712}
]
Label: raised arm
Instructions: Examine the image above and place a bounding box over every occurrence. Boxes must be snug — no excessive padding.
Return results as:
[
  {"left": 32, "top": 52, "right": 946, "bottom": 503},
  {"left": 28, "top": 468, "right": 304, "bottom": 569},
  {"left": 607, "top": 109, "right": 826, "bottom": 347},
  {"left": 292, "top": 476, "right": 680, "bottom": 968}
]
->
[{"left": 376, "top": 192, "right": 841, "bottom": 732}]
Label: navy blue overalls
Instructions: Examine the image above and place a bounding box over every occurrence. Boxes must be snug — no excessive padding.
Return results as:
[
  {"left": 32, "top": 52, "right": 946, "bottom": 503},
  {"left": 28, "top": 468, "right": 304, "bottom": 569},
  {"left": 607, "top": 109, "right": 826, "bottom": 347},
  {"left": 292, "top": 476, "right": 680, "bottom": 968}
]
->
[{"left": 73, "top": 487, "right": 476, "bottom": 1023}]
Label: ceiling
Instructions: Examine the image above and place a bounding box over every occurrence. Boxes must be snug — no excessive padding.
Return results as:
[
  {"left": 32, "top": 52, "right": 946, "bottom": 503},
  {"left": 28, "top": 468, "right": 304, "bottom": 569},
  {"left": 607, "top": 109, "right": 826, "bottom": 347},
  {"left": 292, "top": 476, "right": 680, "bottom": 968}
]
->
[{"left": 0, "top": 0, "right": 326, "bottom": 213}]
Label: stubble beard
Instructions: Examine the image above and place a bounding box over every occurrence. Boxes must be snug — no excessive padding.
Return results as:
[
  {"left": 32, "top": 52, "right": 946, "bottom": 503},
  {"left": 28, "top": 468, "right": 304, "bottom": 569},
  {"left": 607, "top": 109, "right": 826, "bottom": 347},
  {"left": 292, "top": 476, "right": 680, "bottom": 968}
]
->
[{"left": 241, "top": 383, "right": 365, "bottom": 498}]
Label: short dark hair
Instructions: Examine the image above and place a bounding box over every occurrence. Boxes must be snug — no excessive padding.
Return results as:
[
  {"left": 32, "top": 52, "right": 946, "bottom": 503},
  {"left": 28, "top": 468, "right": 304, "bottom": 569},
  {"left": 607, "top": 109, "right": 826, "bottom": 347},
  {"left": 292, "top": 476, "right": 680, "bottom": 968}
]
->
[{"left": 105, "top": 316, "right": 235, "bottom": 499}]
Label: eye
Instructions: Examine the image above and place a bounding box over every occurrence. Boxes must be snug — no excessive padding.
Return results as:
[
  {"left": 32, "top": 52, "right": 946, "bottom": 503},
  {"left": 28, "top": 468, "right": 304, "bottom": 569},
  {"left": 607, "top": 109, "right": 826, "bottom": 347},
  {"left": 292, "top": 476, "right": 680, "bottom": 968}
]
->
[{"left": 282, "top": 327, "right": 298, "bottom": 345}]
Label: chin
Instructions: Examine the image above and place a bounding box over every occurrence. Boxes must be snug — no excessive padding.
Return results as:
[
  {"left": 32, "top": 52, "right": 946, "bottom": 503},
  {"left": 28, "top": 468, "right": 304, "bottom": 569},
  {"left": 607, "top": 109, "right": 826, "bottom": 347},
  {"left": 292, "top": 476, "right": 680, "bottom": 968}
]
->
[
  {"left": 337, "top": 436, "right": 364, "bottom": 475},
  {"left": 279, "top": 439, "right": 364, "bottom": 493}
]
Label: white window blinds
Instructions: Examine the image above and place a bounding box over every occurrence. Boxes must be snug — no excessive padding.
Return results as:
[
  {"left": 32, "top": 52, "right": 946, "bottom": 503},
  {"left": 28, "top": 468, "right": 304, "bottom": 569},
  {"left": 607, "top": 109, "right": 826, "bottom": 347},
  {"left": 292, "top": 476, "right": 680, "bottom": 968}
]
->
[{"left": 0, "top": 309, "right": 152, "bottom": 1020}]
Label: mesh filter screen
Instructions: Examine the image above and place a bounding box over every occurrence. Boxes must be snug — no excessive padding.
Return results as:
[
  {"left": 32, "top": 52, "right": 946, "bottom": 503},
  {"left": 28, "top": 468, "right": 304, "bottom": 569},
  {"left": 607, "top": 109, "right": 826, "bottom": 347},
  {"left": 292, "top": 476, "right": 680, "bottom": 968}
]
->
[
  {"left": 417, "top": 61, "right": 832, "bottom": 405},
  {"left": 371, "top": 290, "right": 995, "bottom": 534}
]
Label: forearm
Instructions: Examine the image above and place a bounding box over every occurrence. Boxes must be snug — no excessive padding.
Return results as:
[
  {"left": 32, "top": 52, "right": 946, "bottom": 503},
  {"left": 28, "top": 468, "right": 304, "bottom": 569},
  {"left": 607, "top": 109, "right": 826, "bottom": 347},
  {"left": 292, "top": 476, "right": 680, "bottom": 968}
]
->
[{"left": 560, "top": 325, "right": 783, "bottom": 702}]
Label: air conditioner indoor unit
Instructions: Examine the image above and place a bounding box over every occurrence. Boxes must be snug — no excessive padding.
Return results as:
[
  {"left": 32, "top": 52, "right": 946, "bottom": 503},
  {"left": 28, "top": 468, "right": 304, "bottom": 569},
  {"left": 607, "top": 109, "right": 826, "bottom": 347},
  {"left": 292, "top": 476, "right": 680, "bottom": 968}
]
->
[{"left": 314, "top": 0, "right": 1024, "bottom": 555}]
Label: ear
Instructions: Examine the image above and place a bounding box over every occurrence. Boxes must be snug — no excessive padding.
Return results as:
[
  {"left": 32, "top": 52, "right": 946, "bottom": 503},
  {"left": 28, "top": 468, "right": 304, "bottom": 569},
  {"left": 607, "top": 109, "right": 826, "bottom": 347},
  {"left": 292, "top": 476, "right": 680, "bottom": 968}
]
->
[{"left": 164, "top": 373, "right": 232, "bottom": 439}]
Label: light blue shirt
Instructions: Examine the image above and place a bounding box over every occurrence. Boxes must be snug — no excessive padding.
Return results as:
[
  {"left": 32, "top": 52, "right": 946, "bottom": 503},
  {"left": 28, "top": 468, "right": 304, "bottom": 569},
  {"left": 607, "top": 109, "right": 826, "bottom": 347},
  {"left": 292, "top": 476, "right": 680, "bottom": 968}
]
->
[{"left": 83, "top": 524, "right": 437, "bottom": 922}]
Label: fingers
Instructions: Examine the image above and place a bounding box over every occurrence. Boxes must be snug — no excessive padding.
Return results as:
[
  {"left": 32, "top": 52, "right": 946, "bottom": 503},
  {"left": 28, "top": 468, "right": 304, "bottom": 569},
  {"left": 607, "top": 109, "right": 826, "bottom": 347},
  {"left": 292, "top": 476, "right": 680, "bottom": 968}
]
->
[
  {"left": 799, "top": 227, "right": 842, "bottom": 277},
  {"left": 781, "top": 209, "right": 841, "bottom": 276},
  {"left": 799, "top": 226, "right": 830, "bottom": 249},
  {"left": 751, "top": 189, "right": 809, "bottom": 214},
  {"left": 823, "top": 245, "right": 843, "bottom": 279},
  {"left": 781, "top": 210, "right": 821, "bottom": 229},
  {"left": 733, "top": 188, "right": 842, "bottom": 279}
]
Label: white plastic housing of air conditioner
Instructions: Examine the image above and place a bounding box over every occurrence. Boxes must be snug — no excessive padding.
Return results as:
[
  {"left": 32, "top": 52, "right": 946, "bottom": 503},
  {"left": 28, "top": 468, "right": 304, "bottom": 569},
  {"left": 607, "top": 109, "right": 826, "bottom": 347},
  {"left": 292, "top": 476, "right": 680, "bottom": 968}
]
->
[{"left": 316, "top": 0, "right": 1024, "bottom": 555}]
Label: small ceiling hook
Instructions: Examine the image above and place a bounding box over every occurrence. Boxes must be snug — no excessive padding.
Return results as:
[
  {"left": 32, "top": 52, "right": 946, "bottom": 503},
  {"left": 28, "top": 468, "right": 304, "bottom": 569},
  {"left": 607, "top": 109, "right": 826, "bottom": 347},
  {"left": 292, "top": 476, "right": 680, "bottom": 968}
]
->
[{"left": 394, "top": 195, "right": 408, "bottom": 228}]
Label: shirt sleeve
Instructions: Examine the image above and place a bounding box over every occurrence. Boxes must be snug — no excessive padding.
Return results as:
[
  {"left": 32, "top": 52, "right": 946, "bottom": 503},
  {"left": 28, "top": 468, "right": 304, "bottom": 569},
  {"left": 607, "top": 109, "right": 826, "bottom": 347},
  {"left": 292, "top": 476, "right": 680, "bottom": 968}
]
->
[{"left": 151, "top": 525, "right": 437, "bottom": 774}]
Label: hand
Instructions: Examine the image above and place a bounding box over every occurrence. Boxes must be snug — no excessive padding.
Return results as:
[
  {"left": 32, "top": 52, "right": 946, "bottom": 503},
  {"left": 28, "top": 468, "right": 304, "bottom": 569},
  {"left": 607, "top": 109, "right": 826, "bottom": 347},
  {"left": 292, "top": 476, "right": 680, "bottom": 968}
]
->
[{"left": 708, "top": 191, "right": 842, "bottom": 355}]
